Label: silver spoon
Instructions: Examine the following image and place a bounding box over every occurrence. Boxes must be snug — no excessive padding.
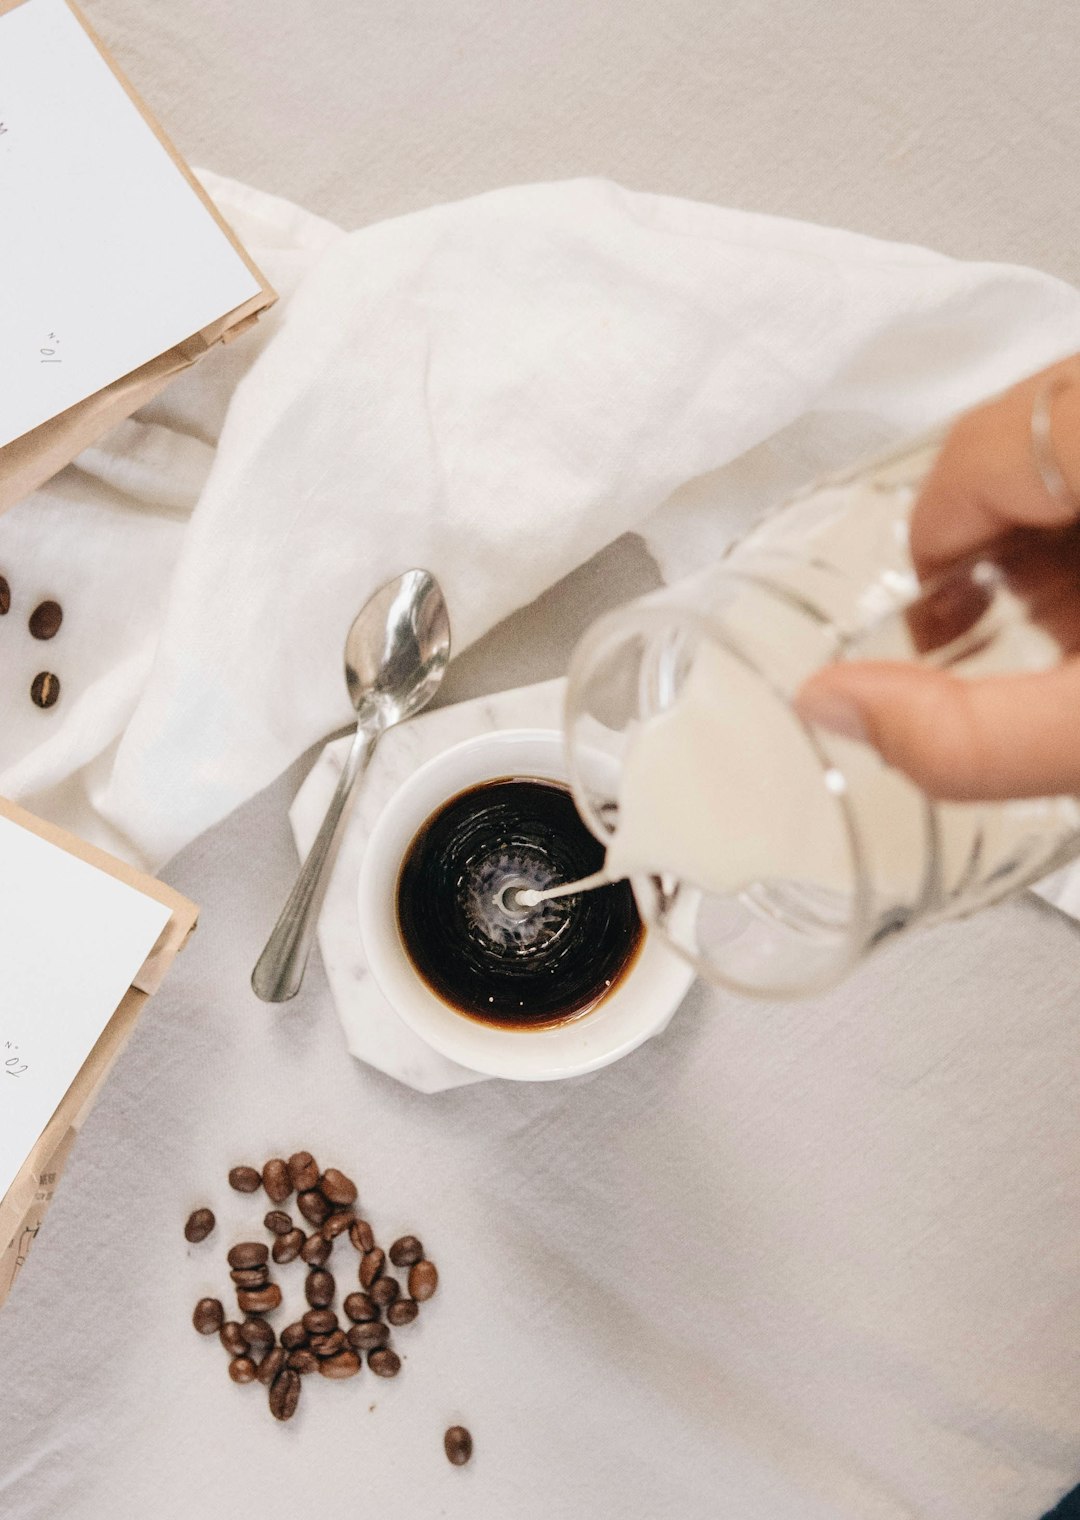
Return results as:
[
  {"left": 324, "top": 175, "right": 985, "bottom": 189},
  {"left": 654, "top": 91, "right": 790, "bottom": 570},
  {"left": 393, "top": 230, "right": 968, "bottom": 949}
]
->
[{"left": 251, "top": 569, "right": 451, "bottom": 1003}]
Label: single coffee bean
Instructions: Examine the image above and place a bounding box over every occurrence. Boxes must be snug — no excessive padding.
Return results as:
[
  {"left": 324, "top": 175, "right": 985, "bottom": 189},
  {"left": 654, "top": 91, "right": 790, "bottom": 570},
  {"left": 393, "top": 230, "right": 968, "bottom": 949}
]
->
[
  {"left": 387, "top": 1298, "right": 419, "bottom": 1327},
  {"left": 297, "top": 1189, "right": 331, "bottom": 1227},
  {"left": 310, "top": 1330, "right": 347, "bottom": 1357},
  {"left": 280, "top": 1322, "right": 309, "bottom": 1351},
  {"left": 368, "top": 1348, "right": 401, "bottom": 1378},
  {"left": 230, "top": 1266, "right": 270, "bottom": 1288},
  {"left": 320, "top": 1210, "right": 356, "bottom": 1241},
  {"left": 192, "top": 1298, "right": 224, "bottom": 1335},
  {"left": 240, "top": 1317, "right": 275, "bottom": 1350},
  {"left": 305, "top": 1269, "right": 334, "bottom": 1308},
  {"left": 264, "top": 1210, "right": 293, "bottom": 1236},
  {"left": 184, "top": 1208, "right": 216, "bottom": 1243},
  {"left": 30, "top": 671, "right": 60, "bottom": 709},
  {"left": 349, "top": 1219, "right": 375, "bottom": 1253},
  {"left": 302, "top": 1308, "right": 338, "bottom": 1336},
  {"left": 370, "top": 1275, "right": 400, "bottom": 1308},
  {"left": 444, "top": 1426, "right": 473, "bottom": 1466},
  {"left": 319, "top": 1350, "right": 361, "bottom": 1379},
  {"left": 409, "top": 1260, "right": 438, "bottom": 1301},
  {"left": 228, "top": 1165, "right": 262, "bottom": 1193},
  {"left": 0, "top": 576, "right": 9, "bottom": 615},
  {"left": 237, "top": 1284, "right": 282, "bottom": 1314},
  {"left": 287, "top": 1348, "right": 319, "bottom": 1375},
  {"left": 229, "top": 1356, "right": 258, "bottom": 1385},
  {"left": 359, "top": 1248, "right": 385, "bottom": 1289},
  {"left": 343, "top": 1292, "right": 379, "bottom": 1323},
  {"left": 300, "top": 1232, "right": 332, "bottom": 1267},
  {"left": 273, "top": 1229, "right": 305, "bottom": 1264},
  {"left": 229, "top": 1264, "right": 267, "bottom": 1288},
  {"left": 287, "top": 1151, "right": 320, "bottom": 1191},
  {"left": 219, "top": 1321, "right": 247, "bottom": 1356},
  {"left": 269, "top": 1367, "right": 302, "bottom": 1420},
  {"left": 28, "top": 600, "right": 63, "bottom": 641},
  {"left": 389, "top": 1235, "right": 423, "bottom": 1268},
  {"left": 227, "top": 1241, "right": 269, "bottom": 1270},
  {"left": 255, "top": 1345, "right": 287, "bottom": 1387},
  {"left": 319, "top": 1168, "right": 357, "bottom": 1206},
  {"left": 262, "top": 1158, "right": 292, "bottom": 1203},
  {"left": 345, "top": 1320, "right": 389, "bottom": 1353}
]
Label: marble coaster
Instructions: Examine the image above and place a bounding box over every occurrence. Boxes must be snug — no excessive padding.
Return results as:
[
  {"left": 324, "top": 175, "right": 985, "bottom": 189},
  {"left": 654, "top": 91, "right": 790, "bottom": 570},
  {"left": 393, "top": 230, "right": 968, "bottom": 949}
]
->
[{"left": 289, "top": 677, "right": 565, "bottom": 1093}]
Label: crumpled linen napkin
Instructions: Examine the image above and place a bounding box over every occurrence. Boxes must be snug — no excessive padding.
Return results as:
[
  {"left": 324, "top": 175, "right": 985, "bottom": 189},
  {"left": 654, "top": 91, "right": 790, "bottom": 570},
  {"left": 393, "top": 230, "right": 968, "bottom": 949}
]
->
[{"left": 2, "top": 172, "right": 1080, "bottom": 883}]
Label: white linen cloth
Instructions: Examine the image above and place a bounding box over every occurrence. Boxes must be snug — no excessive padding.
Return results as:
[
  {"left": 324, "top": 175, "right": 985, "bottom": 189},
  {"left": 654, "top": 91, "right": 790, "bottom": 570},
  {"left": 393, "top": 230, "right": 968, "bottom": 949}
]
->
[{"left": 2, "top": 172, "right": 1080, "bottom": 881}]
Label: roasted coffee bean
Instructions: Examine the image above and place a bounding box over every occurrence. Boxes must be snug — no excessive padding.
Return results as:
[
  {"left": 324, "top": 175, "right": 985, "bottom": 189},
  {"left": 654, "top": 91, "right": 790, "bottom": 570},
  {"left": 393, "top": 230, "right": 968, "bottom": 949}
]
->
[
  {"left": 370, "top": 1275, "right": 400, "bottom": 1308},
  {"left": 228, "top": 1165, "right": 262, "bottom": 1193},
  {"left": 0, "top": 576, "right": 9, "bottom": 615},
  {"left": 359, "top": 1248, "right": 385, "bottom": 1289},
  {"left": 319, "top": 1168, "right": 357, "bottom": 1206},
  {"left": 287, "top": 1151, "right": 320, "bottom": 1191},
  {"left": 310, "top": 1330, "right": 347, "bottom": 1357},
  {"left": 444, "top": 1426, "right": 473, "bottom": 1466},
  {"left": 255, "top": 1345, "right": 287, "bottom": 1386},
  {"left": 219, "top": 1321, "right": 247, "bottom": 1356},
  {"left": 368, "top": 1348, "right": 401, "bottom": 1378},
  {"left": 269, "top": 1367, "right": 302, "bottom": 1420},
  {"left": 280, "top": 1322, "right": 309, "bottom": 1351},
  {"left": 237, "top": 1284, "right": 282, "bottom": 1314},
  {"left": 300, "top": 1231, "right": 332, "bottom": 1266},
  {"left": 229, "top": 1356, "right": 258, "bottom": 1384},
  {"left": 240, "top": 1317, "right": 275, "bottom": 1350},
  {"left": 319, "top": 1350, "right": 361, "bottom": 1379},
  {"left": 30, "top": 671, "right": 60, "bottom": 709},
  {"left": 273, "top": 1229, "right": 305, "bottom": 1264},
  {"left": 297, "top": 1189, "right": 331, "bottom": 1226},
  {"left": 389, "top": 1235, "right": 424, "bottom": 1268},
  {"left": 345, "top": 1320, "right": 389, "bottom": 1353},
  {"left": 320, "top": 1210, "right": 356, "bottom": 1241},
  {"left": 409, "top": 1260, "right": 438, "bottom": 1301},
  {"left": 287, "top": 1349, "right": 319, "bottom": 1375},
  {"left": 227, "top": 1241, "right": 269, "bottom": 1270},
  {"left": 387, "top": 1298, "right": 419, "bottom": 1327},
  {"left": 193, "top": 1297, "right": 224, "bottom": 1335},
  {"left": 264, "top": 1210, "right": 293, "bottom": 1235},
  {"left": 28, "top": 601, "right": 63, "bottom": 641},
  {"left": 184, "top": 1208, "right": 215, "bottom": 1243},
  {"left": 230, "top": 1266, "right": 270, "bottom": 1288},
  {"left": 262, "top": 1158, "right": 292, "bottom": 1203},
  {"left": 342, "top": 1291, "right": 379, "bottom": 1323},
  {"left": 349, "top": 1219, "right": 375, "bottom": 1253},
  {"left": 305, "top": 1269, "right": 334, "bottom": 1308},
  {"left": 301, "top": 1308, "right": 338, "bottom": 1336}
]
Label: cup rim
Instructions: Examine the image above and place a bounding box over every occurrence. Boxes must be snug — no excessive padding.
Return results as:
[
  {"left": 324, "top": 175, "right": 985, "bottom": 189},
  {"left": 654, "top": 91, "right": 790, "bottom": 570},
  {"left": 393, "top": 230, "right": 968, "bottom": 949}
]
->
[{"left": 356, "top": 728, "right": 695, "bottom": 1080}]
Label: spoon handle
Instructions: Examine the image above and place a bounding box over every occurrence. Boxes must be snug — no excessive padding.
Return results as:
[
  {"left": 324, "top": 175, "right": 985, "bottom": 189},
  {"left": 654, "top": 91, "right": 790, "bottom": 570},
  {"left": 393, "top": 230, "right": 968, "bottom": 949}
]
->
[{"left": 251, "top": 724, "right": 379, "bottom": 1003}]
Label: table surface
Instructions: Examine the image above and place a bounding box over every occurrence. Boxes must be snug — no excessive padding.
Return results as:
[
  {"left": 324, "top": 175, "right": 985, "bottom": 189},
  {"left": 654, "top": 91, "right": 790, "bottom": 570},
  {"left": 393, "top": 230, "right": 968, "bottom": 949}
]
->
[{"left": 4, "top": 4, "right": 1080, "bottom": 1518}]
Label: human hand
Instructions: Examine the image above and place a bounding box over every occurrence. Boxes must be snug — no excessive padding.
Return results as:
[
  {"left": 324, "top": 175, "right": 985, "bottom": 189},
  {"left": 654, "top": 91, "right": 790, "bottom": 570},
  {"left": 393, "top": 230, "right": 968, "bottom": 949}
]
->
[{"left": 797, "top": 358, "right": 1080, "bottom": 800}]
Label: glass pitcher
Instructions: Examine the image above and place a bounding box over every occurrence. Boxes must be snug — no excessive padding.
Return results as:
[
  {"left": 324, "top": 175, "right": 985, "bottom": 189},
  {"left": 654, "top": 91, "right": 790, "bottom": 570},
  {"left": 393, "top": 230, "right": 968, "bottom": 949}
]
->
[{"left": 564, "top": 430, "right": 1080, "bottom": 998}]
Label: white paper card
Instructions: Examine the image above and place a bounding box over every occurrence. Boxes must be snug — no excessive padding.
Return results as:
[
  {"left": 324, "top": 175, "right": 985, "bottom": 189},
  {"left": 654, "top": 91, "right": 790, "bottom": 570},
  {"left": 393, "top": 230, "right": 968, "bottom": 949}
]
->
[
  {"left": 0, "top": 815, "right": 171, "bottom": 1203},
  {"left": 0, "top": 0, "right": 261, "bottom": 449}
]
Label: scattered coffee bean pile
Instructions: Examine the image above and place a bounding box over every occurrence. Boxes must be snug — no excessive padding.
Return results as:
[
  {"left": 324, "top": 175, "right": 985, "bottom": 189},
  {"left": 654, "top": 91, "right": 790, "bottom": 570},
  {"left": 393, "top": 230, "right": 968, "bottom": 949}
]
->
[
  {"left": 0, "top": 574, "right": 65, "bottom": 709},
  {"left": 188, "top": 1152, "right": 441, "bottom": 1427}
]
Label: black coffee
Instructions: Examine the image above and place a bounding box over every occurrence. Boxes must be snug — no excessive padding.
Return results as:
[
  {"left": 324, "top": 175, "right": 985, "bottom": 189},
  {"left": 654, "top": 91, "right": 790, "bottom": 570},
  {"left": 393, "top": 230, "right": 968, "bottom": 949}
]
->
[{"left": 396, "top": 777, "right": 643, "bottom": 1028}]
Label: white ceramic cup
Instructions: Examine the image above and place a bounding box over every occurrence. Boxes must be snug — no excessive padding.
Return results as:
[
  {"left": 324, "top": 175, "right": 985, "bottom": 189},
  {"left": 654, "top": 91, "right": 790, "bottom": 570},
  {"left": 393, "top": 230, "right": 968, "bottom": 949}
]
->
[{"left": 356, "top": 729, "right": 695, "bottom": 1081}]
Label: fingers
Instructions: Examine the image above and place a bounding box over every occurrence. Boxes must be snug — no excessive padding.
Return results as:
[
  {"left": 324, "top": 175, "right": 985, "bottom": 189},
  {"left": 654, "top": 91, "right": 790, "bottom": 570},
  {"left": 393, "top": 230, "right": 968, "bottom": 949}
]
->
[
  {"left": 910, "top": 361, "right": 1080, "bottom": 576},
  {"left": 797, "top": 658, "right": 1080, "bottom": 800}
]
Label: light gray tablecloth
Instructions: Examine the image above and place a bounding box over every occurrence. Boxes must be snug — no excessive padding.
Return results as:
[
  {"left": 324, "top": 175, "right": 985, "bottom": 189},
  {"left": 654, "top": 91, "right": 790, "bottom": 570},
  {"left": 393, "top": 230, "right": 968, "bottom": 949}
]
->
[{"left": 4, "top": 5, "right": 1080, "bottom": 1518}]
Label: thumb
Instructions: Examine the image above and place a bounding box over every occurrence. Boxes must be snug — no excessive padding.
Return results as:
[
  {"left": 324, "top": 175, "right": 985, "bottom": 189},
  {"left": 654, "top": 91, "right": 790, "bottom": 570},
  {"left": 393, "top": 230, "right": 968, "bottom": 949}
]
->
[{"left": 796, "top": 659, "right": 1080, "bottom": 801}]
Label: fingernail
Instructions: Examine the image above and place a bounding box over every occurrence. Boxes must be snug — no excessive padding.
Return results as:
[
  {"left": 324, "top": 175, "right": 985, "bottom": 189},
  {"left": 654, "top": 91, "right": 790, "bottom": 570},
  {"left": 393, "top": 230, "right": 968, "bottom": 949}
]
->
[{"left": 796, "top": 688, "right": 868, "bottom": 742}]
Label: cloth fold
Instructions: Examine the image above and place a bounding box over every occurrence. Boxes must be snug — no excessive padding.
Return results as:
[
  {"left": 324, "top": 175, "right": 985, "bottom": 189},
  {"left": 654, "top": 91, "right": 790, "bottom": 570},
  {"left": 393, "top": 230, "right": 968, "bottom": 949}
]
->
[{"left": 2, "top": 172, "right": 1080, "bottom": 876}]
